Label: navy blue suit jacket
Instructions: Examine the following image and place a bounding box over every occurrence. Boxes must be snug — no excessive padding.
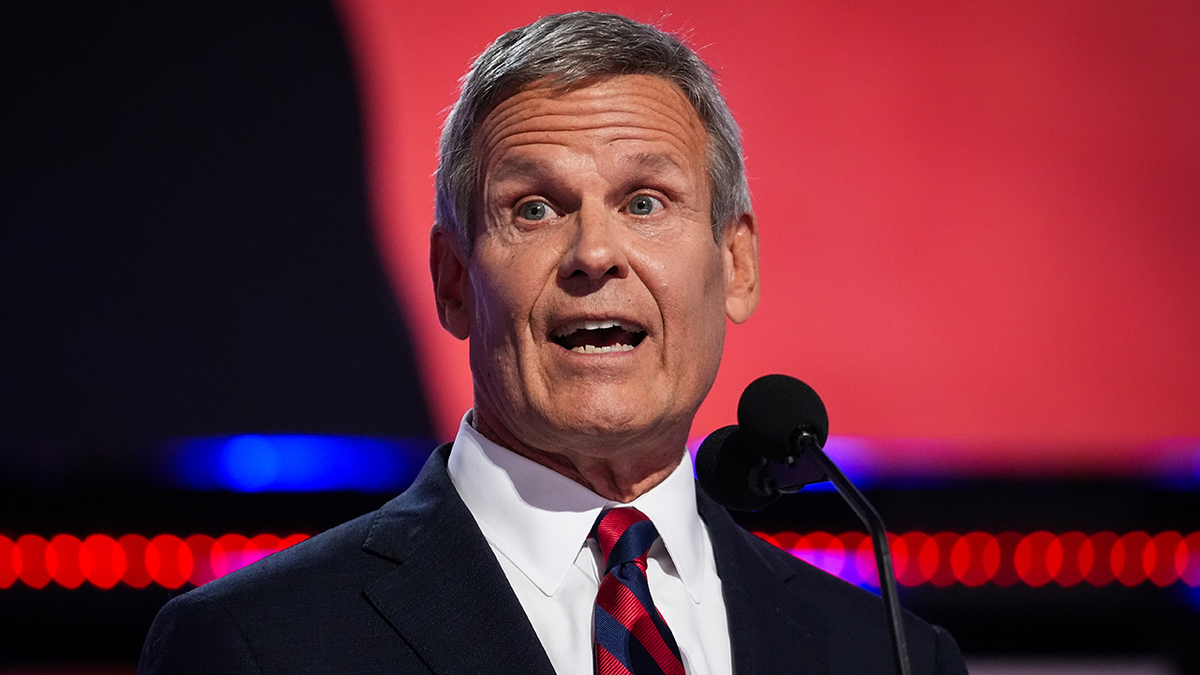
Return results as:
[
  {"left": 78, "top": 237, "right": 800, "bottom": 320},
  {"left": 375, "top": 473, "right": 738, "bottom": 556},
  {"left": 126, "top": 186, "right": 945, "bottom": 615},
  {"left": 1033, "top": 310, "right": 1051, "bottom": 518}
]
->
[{"left": 139, "top": 445, "right": 967, "bottom": 674}]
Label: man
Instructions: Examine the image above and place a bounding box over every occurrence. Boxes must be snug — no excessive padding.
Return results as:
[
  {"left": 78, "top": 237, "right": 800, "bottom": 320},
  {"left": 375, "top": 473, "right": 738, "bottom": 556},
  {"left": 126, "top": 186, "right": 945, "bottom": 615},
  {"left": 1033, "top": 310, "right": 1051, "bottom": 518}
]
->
[{"left": 140, "top": 12, "right": 967, "bottom": 675}]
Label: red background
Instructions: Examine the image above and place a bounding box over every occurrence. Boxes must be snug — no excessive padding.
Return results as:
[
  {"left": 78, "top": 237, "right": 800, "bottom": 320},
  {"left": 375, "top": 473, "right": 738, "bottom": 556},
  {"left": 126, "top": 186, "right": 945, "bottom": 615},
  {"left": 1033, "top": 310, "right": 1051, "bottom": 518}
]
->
[{"left": 337, "top": 0, "right": 1200, "bottom": 477}]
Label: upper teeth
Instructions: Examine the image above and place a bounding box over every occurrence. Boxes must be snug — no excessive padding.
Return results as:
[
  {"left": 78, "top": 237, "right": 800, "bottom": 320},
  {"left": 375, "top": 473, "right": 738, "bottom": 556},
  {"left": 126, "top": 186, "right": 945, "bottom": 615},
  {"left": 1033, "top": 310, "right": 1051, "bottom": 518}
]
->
[{"left": 550, "top": 319, "right": 638, "bottom": 338}]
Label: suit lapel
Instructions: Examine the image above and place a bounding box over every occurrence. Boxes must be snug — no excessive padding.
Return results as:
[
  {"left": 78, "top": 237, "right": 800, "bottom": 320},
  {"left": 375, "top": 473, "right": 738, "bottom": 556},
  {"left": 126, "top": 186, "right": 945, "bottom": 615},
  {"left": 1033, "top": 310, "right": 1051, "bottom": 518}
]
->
[
  {"left": 360, "top": 445, "right": 557, "bottom": 675},
  {"left": 698, "top": 488, "right": 830, "bottom": 675}
]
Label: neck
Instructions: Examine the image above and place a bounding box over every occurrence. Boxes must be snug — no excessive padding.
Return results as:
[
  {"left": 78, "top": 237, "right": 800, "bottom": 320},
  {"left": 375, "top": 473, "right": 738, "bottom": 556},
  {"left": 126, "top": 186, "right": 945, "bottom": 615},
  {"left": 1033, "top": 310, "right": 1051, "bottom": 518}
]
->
[{"left": 470, "top": 409, "right": 685, "bottom": 502}]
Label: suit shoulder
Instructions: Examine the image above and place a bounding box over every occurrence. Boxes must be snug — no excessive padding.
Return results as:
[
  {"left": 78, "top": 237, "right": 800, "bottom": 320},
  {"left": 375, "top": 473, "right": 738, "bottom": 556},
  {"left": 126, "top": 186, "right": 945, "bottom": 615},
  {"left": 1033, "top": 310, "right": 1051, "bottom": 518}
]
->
[
  {"left": 140, "top": 584, "right": 262, "bottom": 675},
  {"left": 141, "top": 452, "right": 478, "bottom": 674},
  {"left": 189, "top": 510, "right": 382, "bottom": 603},
  {"left": 716, "top": 517, "right": 967, "bottom": 674},
  {"left": 145, "top": 509, "right": 391, "bottom": 647},
  {"left": 140, "top": 509, "right": 409, "bottom": 674},
  {"left": 773, "top": 543, "right": 967, "bottom": 674}
]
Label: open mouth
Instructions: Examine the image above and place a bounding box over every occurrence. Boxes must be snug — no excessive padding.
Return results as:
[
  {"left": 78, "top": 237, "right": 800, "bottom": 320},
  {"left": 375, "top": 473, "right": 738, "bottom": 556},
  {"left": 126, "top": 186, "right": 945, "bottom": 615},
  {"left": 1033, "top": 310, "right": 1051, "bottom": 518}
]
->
[{"left": 549, "top": 319, "right": 647, "bottom": 354}]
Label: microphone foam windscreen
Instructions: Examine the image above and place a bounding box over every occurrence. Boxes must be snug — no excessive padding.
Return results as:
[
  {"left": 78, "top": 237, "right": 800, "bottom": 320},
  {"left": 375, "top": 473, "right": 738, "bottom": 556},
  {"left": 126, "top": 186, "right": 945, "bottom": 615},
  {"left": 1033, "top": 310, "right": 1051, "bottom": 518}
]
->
[
  {"left": 737, "top": 374, "right": 829, "bottom": 451},
  {"left": 695, "top": 425, "right": 779, "bottom": 512}
]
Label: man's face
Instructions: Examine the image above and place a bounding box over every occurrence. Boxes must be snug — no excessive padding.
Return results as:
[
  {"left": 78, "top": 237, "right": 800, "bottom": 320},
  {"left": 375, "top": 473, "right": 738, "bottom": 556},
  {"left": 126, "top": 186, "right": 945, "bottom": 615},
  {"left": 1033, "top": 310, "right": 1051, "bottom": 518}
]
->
[{"left": 433, "top": 74, "right": 758, "bottom": 475}]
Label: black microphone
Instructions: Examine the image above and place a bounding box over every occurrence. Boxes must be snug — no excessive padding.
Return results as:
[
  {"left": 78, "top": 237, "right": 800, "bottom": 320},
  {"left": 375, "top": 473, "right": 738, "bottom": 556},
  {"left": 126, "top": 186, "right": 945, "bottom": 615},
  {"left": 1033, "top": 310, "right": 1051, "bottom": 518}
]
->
[
  {"left": 696, "top": 375, "right": 829, "bottom": 507},
  {"left": 738, "top": 373, "right": 829, "bottom": 455},
  {"left": 696, "top": 374, "right": 912, "bottom": 675}
]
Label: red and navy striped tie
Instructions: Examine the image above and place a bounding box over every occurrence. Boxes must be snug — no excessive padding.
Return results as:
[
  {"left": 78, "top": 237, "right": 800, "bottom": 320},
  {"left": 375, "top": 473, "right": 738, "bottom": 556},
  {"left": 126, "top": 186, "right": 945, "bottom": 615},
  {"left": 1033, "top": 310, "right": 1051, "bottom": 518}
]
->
[{"left": 592, "top": 508, "right": 686, "bottom": 675}]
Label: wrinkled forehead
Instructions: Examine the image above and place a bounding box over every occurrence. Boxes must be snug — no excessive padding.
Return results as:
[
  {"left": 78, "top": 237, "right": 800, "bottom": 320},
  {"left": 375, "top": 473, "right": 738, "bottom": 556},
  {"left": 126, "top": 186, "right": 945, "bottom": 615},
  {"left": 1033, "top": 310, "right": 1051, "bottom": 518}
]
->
[
  {"left": 473, "top": 74, "right": 710, "bottom": 178},
  {"left": 475, "top": 71, "right": 684, "bottom": 125}
]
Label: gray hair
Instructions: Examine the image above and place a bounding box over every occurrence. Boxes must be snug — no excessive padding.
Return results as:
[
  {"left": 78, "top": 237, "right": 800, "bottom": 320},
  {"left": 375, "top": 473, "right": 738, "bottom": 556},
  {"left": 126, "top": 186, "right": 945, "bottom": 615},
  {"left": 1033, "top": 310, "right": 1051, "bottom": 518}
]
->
[{"left": 434, "top": 11, "right": 751, "bottom": 253}]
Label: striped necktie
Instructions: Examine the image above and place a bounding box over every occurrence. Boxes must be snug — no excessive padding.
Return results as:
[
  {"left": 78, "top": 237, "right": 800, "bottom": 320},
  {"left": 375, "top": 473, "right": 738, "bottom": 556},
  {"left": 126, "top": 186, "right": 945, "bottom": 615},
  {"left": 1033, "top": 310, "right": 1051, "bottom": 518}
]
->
[{"left": 591, "top": 508, "right": 686, "bottom": 675}]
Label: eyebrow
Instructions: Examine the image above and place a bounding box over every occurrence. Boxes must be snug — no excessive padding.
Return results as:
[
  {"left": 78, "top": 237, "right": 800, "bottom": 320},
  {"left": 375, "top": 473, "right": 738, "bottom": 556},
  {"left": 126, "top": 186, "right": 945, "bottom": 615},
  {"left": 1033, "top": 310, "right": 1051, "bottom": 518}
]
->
[
  {"left": 487, "top": 152, "right": 687, "bottom": 184},
  {"left": 487, "top": 156, "right": 551, "bottom": 184},
  {"left": 620, "top": 152, "right": 685, "bottom": 174}
]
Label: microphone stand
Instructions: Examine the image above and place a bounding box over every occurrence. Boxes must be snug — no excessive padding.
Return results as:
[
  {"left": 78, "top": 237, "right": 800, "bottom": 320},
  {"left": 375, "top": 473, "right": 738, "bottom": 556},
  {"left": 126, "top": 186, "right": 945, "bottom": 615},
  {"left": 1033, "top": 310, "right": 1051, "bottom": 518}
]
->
[{"left": 760, "top": 430, "right": 912, "bottom": 675}]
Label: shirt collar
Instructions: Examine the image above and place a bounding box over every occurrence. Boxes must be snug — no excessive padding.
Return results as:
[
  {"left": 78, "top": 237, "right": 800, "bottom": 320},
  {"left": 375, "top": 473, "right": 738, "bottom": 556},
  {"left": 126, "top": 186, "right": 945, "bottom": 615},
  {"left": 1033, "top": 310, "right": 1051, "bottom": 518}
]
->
[{"left": 446, "top": 411, "right": 708, "bottom": 603}]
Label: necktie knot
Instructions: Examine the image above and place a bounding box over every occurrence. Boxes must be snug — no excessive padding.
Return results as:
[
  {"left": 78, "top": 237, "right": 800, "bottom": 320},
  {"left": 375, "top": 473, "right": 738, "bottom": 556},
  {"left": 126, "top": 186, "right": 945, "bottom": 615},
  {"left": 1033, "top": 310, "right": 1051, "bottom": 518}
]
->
[{"left": 592, "top": 508, "right": 659, "bottom": 575}]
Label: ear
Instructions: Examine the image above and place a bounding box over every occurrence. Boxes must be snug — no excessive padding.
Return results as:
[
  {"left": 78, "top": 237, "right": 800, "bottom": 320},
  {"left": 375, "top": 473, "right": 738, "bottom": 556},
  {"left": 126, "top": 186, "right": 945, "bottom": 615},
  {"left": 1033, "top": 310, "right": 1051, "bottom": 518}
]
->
[
  {"left": 430, "top": 228, "right": 472, "bottom": 340},
  {"left": 722, "top": 212, "right": 760, "bottom": 324}
]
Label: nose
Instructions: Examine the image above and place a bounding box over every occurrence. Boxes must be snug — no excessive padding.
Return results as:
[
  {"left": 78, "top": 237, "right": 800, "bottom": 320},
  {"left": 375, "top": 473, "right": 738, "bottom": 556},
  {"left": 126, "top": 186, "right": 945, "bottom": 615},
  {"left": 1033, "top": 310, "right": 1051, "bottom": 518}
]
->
[{"left": 558, "top": 203, "right": 629, "bottom": 283}]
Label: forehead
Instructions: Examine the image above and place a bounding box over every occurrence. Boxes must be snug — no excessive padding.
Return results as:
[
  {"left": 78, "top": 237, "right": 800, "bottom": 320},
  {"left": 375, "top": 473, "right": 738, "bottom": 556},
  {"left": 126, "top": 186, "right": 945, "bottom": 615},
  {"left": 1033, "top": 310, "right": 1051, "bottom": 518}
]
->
[{"left": 474, "top": 74, "right": 709, "bottom": 179}]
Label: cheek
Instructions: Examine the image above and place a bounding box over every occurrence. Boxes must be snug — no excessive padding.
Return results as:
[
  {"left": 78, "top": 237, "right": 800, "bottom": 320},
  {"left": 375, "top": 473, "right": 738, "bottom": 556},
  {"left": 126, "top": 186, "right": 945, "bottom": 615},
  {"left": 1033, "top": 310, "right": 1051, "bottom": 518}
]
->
[
  {"left": 652, "top": 247, "right": 729, "bottom": 337},
  {"left": 468, "top": 262, "right": 516, "bottom": 348},
  {"left": 693, "top": 257, "right": 732, "bottom": 347},
  {"left": 469, "top": 250, "right": 546, "bottom": 350}
]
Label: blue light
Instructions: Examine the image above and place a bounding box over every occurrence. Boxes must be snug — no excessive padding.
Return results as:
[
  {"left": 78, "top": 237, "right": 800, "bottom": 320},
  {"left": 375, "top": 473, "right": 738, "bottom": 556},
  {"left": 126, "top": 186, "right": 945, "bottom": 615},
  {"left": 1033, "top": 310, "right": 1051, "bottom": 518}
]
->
[
  {"left": 173, "top": 435, "right": 436, "bottom": 492},
  {"left": 1179, "top": 583, "right": 1200, "bottom": 615},
  {"left": 801, "top": 435, "right": 878, "bottom": 492},
  {"left": 218, "top": 436, "right": 281, "bottom": 491},
  {"left": 1144, "top": 440, "right": 1200, "bottom": 492}
]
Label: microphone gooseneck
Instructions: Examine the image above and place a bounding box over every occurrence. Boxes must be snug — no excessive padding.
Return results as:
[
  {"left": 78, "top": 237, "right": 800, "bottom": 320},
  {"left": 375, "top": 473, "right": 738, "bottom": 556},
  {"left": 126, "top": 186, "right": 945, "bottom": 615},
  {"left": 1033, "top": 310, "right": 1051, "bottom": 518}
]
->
[{"left": 697, "top": 374, "right": 912, "bottom": 675}]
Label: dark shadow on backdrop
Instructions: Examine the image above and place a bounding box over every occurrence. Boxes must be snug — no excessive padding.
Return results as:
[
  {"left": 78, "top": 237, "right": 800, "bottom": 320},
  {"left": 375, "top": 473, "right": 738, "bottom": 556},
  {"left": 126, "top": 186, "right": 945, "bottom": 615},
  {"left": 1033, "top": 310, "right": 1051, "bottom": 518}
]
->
[{"left": 1, "top": 0, "right": 433, "bottom": 487}]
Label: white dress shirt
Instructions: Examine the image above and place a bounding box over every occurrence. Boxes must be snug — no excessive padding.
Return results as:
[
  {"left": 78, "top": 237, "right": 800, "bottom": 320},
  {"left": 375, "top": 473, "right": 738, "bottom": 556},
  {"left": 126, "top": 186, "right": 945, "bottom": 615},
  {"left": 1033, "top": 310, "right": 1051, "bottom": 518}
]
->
[{"left": 447, "top": 412, "right": 733, "bottom": 675}]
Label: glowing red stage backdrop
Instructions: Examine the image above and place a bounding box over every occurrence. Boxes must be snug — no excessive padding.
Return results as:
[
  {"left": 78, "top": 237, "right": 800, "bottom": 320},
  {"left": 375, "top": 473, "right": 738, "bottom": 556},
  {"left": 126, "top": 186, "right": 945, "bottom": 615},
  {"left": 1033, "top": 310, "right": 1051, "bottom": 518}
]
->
[{"left": 336, "top": 0, "right": 1200, "bottom": 477}]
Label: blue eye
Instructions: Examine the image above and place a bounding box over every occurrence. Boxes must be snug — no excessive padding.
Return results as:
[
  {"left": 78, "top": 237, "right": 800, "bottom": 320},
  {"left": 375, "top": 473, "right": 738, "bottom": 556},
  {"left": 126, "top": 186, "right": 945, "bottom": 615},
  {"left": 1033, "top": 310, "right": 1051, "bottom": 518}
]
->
[
  {"left": 629, "top": 195, "right": 663, "bottom": 216},
  {"left": 519, "top": 200, "right": 553, "bottom": 221}
]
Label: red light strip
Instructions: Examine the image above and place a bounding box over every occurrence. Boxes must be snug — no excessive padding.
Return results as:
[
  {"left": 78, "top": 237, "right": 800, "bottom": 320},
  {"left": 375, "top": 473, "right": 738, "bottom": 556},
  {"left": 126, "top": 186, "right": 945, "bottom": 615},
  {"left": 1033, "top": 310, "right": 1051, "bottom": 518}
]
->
[
  {"left": 2, "top": 531, "right": 1199, "bottom": 590},
  {"left": 0, "top": 534, "right": 310, "bottom": 590},
  {"left": 754, "top": 531, "right": 1200, "bottom": 588}
]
